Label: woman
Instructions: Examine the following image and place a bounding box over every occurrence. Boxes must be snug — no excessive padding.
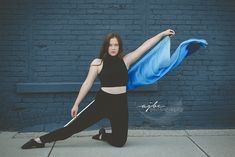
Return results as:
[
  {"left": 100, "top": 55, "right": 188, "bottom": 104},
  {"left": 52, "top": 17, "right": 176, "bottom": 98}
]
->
[{"left": 21, "top": 29, "right": 175, "bottom": 149}]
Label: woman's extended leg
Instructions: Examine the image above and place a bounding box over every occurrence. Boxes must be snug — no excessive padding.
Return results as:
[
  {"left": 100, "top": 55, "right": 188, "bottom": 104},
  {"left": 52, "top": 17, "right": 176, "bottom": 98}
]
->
[
  {"left": 40, "top": 100, "right": 103, "bottom": 143},
  {"left": 21, "top": 99, "right": 104, "bottom": 149}
]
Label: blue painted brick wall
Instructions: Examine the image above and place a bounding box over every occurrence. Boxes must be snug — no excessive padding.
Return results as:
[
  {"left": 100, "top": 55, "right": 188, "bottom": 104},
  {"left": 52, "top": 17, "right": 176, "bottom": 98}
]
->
[{"left": 0, "top": 0, "right": 235, "bottom": 131}]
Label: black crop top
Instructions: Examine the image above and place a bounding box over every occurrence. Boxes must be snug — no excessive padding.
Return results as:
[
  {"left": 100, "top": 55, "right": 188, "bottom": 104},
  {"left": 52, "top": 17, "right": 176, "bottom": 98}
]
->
[{"left": 98, "top": 54, "right": 128, "bottom": 87}]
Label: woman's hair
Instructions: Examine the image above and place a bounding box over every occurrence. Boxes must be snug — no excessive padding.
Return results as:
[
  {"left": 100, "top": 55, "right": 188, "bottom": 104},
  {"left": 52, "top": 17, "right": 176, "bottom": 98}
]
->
[{"left": 99, "top": 32, "right": 124, "bottom": 60}]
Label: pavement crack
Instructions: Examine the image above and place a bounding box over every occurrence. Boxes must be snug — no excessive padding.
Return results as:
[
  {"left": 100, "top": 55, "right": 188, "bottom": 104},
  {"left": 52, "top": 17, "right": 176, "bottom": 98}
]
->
[
  {"left": 187, "top": 136, "right": 210, "bottom": 157},
  {"left": 47, "top": 141, "right": 56, "bottom": 157},
  {"left": 11, "top": 132, "right": 20, "bottom": 139}
]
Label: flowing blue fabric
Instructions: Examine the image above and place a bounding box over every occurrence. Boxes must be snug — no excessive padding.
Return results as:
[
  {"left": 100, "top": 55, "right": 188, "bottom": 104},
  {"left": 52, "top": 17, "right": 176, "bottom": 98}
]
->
[{"left": 127, "top": 36, "right": 208, "bottom": 91}]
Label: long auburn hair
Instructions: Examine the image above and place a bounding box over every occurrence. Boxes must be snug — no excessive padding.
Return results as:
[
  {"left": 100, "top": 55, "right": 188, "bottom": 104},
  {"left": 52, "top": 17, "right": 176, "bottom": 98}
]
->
[{"left": 99, "top": 32, "right": 124, "bottom": 60}]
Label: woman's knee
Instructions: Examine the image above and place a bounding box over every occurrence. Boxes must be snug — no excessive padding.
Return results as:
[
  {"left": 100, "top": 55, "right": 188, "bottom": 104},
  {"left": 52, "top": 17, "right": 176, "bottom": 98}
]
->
[{"left": 112, "top": 137, "right": 127, "bottom": 147}]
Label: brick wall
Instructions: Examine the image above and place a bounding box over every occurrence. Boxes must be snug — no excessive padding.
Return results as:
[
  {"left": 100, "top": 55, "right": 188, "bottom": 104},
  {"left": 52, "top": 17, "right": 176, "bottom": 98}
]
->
[{"left": 0, "top": 0, "right": 235, "bottom": 131}]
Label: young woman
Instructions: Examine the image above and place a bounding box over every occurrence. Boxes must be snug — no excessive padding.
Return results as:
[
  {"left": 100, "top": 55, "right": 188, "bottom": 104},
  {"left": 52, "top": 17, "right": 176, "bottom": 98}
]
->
[{"left": 21, "top": 29, "right": 175, "bottom": 149}]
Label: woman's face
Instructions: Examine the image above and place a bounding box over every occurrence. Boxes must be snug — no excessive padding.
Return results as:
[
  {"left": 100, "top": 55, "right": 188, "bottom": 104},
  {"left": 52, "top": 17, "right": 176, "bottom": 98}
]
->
[{"left": 108, "top": 37, "right": 119, "bottom": 56}]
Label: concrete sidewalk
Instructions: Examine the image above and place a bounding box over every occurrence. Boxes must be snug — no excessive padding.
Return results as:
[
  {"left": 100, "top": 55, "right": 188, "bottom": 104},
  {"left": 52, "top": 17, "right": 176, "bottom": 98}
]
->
[{"left": 1, "top": 129, "right": 235, "bottom": 157}]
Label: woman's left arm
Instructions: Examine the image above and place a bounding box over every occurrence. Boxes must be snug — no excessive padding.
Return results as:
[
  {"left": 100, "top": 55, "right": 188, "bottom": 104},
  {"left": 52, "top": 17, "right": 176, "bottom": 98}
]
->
[{"left": 124, "top": 29, "right": 175, "bottom": 69}]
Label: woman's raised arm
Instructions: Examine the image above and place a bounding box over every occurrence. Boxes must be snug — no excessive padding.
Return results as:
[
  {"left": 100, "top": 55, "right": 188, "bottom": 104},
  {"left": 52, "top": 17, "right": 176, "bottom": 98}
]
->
[{"left": 123, "top": 29, "right": 175, "bottom": 69}]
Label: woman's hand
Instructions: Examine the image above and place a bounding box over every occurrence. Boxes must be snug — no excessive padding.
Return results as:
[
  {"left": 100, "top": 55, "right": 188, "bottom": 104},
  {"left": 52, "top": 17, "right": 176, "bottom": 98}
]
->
[
  {"left": 162, "top": 29, "right": 175, "bottom": 37},
  {"left": 71, "top": 105, "right": 79, "bottom": 118}
]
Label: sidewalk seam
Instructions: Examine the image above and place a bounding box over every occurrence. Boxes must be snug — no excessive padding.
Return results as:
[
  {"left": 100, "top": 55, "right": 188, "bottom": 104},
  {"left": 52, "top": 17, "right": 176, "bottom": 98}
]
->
[
  {"left": 185, "top": 130, "right": 210, "bottom": 157},
  {"left": 47, "top": 141, "right": 56, "bottom": 157},
  {"left": 11, "top": 132, "right": 20, "bottom": 139},
  {"left": 186, "top": 136, "right": 210, "bottom": 157}
]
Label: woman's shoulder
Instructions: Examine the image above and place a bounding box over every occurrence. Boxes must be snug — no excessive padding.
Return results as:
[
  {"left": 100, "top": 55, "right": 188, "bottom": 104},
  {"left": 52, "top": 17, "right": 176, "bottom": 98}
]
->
[{"left": 90, "top": 58, "right": 102, "bottom": 66}]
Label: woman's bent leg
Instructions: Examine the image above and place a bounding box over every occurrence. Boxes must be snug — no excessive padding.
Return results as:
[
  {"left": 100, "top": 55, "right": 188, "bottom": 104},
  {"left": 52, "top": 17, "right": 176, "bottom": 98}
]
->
[
  {"left": 101, "top": 92, "right": 129, "bottom": 147},
  {"left": 103, "top": 114, "right": 128, "bottom": 147}
]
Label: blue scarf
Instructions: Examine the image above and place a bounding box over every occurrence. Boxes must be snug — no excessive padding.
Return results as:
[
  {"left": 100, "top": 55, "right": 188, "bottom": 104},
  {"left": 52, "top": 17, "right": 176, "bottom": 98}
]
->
[{"left": 127, "top": 36, "right": 208, "bottom": 91}]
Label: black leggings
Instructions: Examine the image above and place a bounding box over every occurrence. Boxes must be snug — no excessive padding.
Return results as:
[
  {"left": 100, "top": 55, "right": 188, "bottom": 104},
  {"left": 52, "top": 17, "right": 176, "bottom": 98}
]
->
[{"left": 40, "top": 89, "right": 128, "bottom": 147}]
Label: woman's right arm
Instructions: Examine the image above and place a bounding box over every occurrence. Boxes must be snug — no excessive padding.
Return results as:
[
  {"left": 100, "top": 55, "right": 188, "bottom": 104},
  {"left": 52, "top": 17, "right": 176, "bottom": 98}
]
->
[{"left": 71, "top": 59, "right": 101, "bottom": 118}]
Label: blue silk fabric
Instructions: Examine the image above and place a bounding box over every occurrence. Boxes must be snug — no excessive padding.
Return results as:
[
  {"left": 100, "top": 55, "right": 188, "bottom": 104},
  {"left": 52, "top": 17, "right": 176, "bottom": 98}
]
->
[{"left": 127, "top": 36, "right": 208, "bottom": 91}]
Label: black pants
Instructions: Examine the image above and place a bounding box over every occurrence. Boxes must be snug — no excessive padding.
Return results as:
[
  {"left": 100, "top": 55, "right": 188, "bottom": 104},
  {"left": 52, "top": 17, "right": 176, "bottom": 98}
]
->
[{"left": 40, "top": 89, "right": 128, "bottom": 147}]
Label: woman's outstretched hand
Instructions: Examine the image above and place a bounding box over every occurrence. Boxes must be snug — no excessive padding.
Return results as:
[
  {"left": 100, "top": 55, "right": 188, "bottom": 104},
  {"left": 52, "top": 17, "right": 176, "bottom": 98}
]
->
[
  {"left": 71, "top": 105, "right": 78, "bottom": 118},
  {"left": 162, "top": 29, "right": 175, "bottom": 37}
]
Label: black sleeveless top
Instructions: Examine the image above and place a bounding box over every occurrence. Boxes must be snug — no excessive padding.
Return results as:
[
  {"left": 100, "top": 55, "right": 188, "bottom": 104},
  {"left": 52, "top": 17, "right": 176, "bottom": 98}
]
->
[{"left": 98, "top": 54, "right": 128, "bottom": 87}]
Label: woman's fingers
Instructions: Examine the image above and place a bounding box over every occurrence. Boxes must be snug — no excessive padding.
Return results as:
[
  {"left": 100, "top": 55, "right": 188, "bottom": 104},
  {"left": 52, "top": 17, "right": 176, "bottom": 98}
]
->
[
  {"left": 163, "top": 29, "right": 175, "bottom": 37},
  {"left": 71, "top": 109, "right": 76, "bottom": 118},
  {"left": 73, "top": 110, "right": 77, "bottom": 117},
  {"left": 169, "top": 29, "right": 175, "bottom": 34},
  {"left": 168, "top": 29, "right": 175, "bottom": 36},
  {"left": 72, "top": 110, "right": 74, "bottom": 117}
]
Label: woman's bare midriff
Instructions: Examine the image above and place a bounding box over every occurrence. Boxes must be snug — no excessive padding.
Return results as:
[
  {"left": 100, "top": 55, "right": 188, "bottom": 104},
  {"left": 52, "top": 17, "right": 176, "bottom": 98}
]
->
[{"left": 101, "top": 86, "right": 126, "bottom": 94}]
